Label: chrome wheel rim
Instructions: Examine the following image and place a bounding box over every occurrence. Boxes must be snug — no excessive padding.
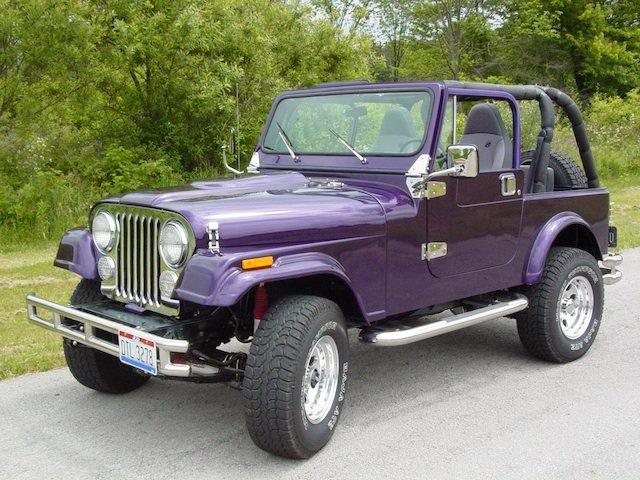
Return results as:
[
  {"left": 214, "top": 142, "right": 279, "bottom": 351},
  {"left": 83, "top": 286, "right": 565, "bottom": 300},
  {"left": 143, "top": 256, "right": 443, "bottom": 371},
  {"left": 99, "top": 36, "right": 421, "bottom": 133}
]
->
[
  {"left": 303, "top": 335, "right": 339, "bottom": 424},
  {"left": 559, "top": 276, "right": 594, "bottom": 340}
]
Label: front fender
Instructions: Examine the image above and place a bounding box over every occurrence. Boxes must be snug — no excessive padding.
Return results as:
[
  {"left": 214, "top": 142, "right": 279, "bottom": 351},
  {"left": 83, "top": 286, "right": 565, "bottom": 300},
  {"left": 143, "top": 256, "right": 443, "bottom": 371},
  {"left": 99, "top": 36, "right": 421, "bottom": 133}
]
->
[
  {"left": 523, "top": 212, "right": 591, "bottom": 284},
  {"left": 53, "top": 228, "right": 99, "bottom": 280},
  {"left": 175, "top": 250, "right": 356, "bottom": 307}
]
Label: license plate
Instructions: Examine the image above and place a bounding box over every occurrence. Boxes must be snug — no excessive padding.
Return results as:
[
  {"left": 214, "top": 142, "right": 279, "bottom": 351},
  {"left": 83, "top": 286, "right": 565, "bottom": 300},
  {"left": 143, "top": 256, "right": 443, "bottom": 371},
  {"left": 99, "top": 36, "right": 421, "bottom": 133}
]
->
[{"left": 118, "top": 329, "right": 157, "bottom": 375}]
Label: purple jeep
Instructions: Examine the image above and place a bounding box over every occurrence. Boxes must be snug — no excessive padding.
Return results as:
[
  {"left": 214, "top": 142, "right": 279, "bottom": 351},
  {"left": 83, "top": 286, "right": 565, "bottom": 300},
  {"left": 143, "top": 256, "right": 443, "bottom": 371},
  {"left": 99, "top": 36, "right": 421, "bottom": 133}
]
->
[{"left": 26, "top": 80, "right": 622, "bottom": 458}]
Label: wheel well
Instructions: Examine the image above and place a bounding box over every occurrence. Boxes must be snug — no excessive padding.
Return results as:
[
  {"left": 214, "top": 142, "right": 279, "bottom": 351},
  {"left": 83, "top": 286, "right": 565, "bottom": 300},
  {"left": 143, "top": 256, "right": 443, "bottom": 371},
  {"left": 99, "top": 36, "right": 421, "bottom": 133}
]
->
[
  {"left": 552, "top": 224, "right": 602, "bottom": 261},
  {"left": 264, "top": 274, "right": 364, "bottom": 323}
]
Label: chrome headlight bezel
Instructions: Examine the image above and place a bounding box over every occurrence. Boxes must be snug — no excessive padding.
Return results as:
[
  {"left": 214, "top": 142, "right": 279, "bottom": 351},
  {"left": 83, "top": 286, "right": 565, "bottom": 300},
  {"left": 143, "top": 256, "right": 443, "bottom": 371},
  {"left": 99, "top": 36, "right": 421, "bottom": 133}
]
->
[
  {"left": 91, "top": 211, "right": 117, "bottom": 253},
  {"left": 97, "top": 255, "right": 116, "bottom": 280},
  {"left": 159, "top": 270, "right": 179, "bottom": 299},
  {"left": 159, "top": 220, "right": 189, "bottom": 268}
]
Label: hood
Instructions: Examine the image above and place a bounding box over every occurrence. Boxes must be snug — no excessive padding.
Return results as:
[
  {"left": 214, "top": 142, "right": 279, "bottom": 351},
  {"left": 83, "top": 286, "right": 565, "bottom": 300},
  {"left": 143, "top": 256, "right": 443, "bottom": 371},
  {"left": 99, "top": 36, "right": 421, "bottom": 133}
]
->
[{"left": 98, "top": 172, "right": 389, "bottom": 248}]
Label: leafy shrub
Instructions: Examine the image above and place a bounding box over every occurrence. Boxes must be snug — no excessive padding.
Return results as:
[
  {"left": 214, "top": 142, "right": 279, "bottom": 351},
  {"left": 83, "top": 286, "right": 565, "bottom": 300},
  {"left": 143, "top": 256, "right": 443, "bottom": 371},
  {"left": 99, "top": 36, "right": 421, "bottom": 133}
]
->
[
  {"left": 552, "top": 89, "right": 640, "bottom": 180},
  {"left": 1, "top": 169, "right": 93, "bottom": 241},
  {"left": 87, "top": 144, "right": 184, "bottom": 194}
]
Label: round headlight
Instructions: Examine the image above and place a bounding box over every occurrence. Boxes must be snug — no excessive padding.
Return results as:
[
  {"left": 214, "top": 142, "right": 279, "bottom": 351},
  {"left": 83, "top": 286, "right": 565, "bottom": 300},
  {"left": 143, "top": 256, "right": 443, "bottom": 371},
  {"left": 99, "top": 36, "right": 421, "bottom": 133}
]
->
[
  {"left": 159, "top": 221, "right": 189, "bottom": 268},
  {"left": 92, "top": 211, "right": 117, "bottom": 253}
]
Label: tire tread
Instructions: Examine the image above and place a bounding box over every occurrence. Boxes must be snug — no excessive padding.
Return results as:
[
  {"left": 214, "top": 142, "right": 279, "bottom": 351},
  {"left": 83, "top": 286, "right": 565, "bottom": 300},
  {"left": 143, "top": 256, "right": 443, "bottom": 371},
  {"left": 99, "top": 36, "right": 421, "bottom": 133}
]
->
[
  {"left": 63, "top": 279, "right": 149, "bottom": 394},
  {"left": 517, "top": 247, "right": 601, "bottom": 363},
  {"left": 243, "top": 295, "right": 343, "bottom": 459}
]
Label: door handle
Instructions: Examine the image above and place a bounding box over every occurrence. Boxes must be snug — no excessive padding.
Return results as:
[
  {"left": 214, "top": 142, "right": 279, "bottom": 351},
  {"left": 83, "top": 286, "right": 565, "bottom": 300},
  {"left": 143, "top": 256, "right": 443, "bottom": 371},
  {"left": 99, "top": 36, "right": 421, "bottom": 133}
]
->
[{"left": 500, "top": 173, "right": 517, "bottom": 196}]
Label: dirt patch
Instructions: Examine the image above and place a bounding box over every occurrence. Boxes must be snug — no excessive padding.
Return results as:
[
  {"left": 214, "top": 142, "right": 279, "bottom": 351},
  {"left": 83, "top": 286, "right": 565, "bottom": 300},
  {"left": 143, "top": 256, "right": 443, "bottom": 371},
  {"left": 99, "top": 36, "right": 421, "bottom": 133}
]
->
[
  {"left": 11, "top": 307, "right": 27, "bottom": 317},
  {"left": 0, "top": 275, "right": 62, "bottom": 288},
  {"left": 614, "top": 203, "right": 640, "bottom": 212},
  {"left": 0, "top": 248, "right": 58, "bottom": 271}
]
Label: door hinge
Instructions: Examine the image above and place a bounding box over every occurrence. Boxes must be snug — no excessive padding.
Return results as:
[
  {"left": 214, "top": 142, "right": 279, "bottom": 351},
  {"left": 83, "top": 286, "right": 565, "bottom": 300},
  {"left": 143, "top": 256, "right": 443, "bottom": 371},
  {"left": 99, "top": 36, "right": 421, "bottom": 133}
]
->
[
  {"left": 425, "top": 181, "right": 446, "bottom": 199},
  {"left": 422, "top": 242, "right": 448, "bottom": 261}
]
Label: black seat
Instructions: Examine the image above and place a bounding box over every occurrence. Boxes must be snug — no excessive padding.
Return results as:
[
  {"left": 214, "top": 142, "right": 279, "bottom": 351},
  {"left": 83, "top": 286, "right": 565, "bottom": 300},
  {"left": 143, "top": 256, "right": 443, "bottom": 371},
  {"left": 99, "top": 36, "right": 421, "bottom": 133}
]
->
[
  {"left": 459, "top": 104, "right": 512, "bottom": 170},
  {"left": 371, "top": 107, "right": 417, "bottom": 153},
  {"left": 521, "top": 164, "right": 555, "bottom": 192}
]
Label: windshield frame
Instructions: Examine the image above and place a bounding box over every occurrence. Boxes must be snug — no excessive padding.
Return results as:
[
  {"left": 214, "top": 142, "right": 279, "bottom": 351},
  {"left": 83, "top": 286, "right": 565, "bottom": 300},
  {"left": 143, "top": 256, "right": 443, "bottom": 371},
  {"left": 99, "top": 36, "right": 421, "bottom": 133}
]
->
[{"left": 257, "top": 83, "right": 442, "bottom": 174}]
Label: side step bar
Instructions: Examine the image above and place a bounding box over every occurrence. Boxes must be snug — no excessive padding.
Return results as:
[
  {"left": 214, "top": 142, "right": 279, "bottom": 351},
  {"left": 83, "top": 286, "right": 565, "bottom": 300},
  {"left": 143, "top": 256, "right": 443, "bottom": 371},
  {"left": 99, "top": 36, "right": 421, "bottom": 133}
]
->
[{"left": 360, "top": 294, "right": 528, "bottom": 347}]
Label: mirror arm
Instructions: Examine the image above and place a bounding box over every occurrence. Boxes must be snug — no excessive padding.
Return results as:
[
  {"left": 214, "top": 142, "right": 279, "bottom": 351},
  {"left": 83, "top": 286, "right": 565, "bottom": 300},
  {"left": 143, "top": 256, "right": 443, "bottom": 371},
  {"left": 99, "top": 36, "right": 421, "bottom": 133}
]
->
[
  {"left": 222, "top": 144, "right": 244, "bottom": 175},
  {"left": 411, "top": 164, "right": 465, "bottom": 194},
  {"left": 426, "top": 164, "right": 464, "bottom": 180}
]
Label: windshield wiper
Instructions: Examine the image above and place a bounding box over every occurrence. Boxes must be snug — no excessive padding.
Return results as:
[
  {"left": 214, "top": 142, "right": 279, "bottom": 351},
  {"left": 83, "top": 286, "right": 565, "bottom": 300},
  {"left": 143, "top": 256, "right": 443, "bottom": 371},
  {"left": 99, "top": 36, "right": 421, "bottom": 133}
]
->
[
  {"left": 329, "top": 128, "right": 367, "bottom": 164},
  {"left": 275, "top": 121, "right": 299, "bottom": 161}
]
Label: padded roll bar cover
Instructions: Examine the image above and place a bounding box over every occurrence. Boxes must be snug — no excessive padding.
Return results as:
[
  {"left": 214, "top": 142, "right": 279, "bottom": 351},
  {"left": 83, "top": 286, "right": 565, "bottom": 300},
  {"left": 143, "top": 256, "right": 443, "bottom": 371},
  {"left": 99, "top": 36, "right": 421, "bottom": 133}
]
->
[{"left": 543, "top": 87, "right": 600, "bottom": 188}]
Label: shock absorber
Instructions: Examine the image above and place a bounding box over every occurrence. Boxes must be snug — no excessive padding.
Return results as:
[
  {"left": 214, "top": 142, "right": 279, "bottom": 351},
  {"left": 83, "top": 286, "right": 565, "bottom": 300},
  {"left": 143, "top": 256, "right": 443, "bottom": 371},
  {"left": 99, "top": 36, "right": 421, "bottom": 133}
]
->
[{"left": 253, "top": 283, "right": 269, "bottom": 333}]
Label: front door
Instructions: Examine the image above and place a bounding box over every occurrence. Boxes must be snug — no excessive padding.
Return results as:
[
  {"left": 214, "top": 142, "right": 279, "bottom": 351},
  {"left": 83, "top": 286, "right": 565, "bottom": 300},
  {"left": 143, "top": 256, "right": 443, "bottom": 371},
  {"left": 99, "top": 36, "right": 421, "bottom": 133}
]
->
[
  {"left": 426, "top": 170, "right": 524, "bottom": 278},
  {"left": 426, "top": 93, "right": 524, "bottom": 278}
]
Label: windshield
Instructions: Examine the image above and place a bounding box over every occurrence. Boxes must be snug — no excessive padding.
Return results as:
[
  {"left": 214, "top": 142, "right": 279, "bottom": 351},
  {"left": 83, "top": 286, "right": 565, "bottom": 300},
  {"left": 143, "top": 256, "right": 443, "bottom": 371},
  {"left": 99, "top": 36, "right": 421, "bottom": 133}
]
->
[{"left": 262, "top": 91, "right": 432, "bottom": 157}]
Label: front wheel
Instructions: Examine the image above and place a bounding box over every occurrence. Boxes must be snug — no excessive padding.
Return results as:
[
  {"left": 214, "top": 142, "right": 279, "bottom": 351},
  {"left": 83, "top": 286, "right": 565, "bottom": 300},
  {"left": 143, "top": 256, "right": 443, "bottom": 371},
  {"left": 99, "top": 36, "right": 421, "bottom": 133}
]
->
[
  {"left": 242, "top": 295, "right": 349, "bottom": 459},
  {"left": 517, "top": 247, "right": 604, "bottom": 363},
  {"left": 63, "top": 279, "right": 150, "bottom": 393}
]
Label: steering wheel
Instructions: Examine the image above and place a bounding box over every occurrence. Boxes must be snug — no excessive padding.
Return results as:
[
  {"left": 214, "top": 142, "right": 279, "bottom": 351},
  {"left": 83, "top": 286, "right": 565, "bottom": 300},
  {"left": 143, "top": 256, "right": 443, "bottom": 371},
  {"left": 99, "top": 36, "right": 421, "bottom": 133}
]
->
[
  {"left": 400, "top": 139, "right": 423, "bottom": 153},
  {"left": 435, "top": 143, "right": 448, "bottom": 169}
]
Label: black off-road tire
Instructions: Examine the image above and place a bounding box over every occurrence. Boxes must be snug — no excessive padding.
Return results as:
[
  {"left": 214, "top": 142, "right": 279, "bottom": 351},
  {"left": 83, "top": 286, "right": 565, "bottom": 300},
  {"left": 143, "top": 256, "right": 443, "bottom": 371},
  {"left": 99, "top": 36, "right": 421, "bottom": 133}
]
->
[
  {"left": 243, "top": 295, "right": 349, "bottom": 459},
  {"left": 63, "top": 279, "right": 150, "bottom": 394},
  {"left": 517, "top": 247, "right": 603, "bottom": 363},
  {"left": 521, "top": 150, "right": 588, "bottom": 188}
]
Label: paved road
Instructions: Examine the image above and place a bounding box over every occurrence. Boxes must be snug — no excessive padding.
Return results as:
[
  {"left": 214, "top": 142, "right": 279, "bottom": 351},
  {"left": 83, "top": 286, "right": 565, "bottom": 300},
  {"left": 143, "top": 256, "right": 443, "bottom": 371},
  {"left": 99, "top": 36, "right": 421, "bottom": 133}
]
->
[{"left": 2, "top": 250, "right": 639, "bottom": 480}]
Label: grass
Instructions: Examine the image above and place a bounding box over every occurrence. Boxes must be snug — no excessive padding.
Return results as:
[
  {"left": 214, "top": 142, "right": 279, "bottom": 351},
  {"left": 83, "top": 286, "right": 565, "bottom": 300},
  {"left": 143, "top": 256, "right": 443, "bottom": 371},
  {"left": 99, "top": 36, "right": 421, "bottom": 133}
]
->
[
  {"left": 602, "top": 175, "right": 640, "bottom": 250},
  {"left": 0, "top": 176, "right": 637, "bottom": 380},
  {"left": 0, "top": 245, "right": 78, "bottom": 379}
]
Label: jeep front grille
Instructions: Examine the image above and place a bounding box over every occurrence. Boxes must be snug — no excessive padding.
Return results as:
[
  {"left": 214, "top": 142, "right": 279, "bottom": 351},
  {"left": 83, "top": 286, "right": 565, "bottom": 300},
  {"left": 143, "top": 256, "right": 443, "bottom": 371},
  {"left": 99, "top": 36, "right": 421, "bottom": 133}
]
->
[
  {"left": 115, "top": 212, "right": 162, "bottom": 308},
  {"left": 92, "top": 204, "right": 196, "bottom": 315}
]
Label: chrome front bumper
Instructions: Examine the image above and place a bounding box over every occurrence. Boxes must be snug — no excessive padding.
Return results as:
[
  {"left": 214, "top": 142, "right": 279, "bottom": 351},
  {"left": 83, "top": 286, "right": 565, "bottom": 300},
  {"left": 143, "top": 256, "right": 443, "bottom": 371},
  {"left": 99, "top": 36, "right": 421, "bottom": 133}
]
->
[
  {"left": 599, "top": 253, "right": 623, "bottom": 285},
  {"left": 26, "top": 294, "right": 191, "bottom": 377}
]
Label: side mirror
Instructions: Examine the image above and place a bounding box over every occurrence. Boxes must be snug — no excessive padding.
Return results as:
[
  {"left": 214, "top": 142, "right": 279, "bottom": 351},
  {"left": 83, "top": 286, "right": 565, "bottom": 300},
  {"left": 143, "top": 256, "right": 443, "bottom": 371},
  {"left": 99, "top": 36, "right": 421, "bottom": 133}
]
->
[
  {"left": 447, "top": 144, "right": 479, "bottom": 178},
  {"left": 222, "top": 128, "right": 243, "bottom": 175},
  {"left": 407, "top": 145, "right": 479, "bottom": 198}
]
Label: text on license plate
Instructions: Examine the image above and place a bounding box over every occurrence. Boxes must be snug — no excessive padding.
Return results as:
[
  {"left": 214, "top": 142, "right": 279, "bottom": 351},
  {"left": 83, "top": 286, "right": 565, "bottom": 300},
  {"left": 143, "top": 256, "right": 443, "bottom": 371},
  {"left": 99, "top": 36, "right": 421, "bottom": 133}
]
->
[{"left": 118, "top": 330, "right": 157, "bottom": 375}]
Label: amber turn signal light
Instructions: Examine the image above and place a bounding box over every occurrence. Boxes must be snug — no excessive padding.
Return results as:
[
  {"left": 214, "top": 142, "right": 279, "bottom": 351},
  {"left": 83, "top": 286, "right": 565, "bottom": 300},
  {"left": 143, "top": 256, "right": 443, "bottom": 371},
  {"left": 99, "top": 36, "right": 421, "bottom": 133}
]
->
[{"left": 242, "top": 256, "right": 274, "bottom": 270}]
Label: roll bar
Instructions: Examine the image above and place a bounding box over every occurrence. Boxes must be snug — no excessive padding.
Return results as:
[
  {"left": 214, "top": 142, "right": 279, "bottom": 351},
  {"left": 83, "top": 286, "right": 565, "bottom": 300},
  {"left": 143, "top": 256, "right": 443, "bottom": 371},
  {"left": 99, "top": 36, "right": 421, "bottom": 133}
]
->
[{"left": 444, "top": 81, "right": 599, "bottom": 191}]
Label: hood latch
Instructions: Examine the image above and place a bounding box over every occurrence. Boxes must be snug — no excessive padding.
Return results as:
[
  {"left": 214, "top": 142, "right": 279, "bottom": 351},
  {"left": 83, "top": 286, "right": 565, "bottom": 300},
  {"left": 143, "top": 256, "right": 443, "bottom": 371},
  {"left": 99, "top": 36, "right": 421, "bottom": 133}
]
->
[{"left": 206, "top": 222, "right": 221, "bottom": 255}]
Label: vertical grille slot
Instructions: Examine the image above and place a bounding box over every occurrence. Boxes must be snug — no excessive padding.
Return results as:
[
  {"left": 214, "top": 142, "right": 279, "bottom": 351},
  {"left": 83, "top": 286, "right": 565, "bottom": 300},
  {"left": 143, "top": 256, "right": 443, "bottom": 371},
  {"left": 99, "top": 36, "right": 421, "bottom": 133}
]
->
[{"left": 115, "top": 212, "right": 162, "bottom": 308}]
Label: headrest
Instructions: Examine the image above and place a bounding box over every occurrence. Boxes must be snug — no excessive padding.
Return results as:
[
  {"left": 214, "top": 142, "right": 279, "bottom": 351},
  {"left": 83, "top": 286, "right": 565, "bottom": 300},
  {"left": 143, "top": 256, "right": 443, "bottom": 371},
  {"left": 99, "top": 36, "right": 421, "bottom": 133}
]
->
[
  {"left": 379, "top": 107, "right": 417, "bottom": 137},
  {"left": 463, "top": 103, "right": 508, "bottom": 136}
]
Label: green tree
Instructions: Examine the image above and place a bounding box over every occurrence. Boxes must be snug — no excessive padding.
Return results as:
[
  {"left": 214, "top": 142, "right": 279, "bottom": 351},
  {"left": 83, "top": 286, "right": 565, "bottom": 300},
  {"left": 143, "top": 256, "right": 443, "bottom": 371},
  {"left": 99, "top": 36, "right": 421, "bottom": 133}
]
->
[
  {"left": 559, "top": 0, "right": 639, "bottom": 97},
  {"left": 412, "top": 0, "right": 494, "bottom": 80},
  {"left": 491, "top": 0, "right": 569, "bottom": 86},
  {"left": 496, "top": 0, "right": 639, "bottom": 98},
  {"left": 375, "top": 0, "right": 416, "bottom": 81},
  {"left": 311, "top": 0, "right": 374, "bottom": 35},
  {"left": 0, "top": 0, "right": 374, "bottom": 240}
]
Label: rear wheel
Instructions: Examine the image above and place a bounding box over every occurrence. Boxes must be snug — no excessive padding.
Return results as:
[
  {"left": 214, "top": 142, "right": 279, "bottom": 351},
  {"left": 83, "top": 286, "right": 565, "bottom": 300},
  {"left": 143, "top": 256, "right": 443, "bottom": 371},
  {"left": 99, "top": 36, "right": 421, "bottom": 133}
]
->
[
  {"left": 521, "top": 150, "right": 588, "bottom": 188},
  {"left": 517, "top": 247, "right": 603, "bottom": 363},
  {"left": 63, "top": 279, "right": 150, "bottom": 393},
  {"left": 243, "top": 295, "right": 349, "bottom": 459}
]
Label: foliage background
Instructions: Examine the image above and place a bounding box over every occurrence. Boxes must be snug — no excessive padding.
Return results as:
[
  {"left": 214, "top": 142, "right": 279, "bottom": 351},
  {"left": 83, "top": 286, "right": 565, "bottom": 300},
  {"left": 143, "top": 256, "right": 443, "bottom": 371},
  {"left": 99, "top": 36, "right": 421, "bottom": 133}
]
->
[{"left": 0, "top": 0, "right": 638, "bottom": 243}]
